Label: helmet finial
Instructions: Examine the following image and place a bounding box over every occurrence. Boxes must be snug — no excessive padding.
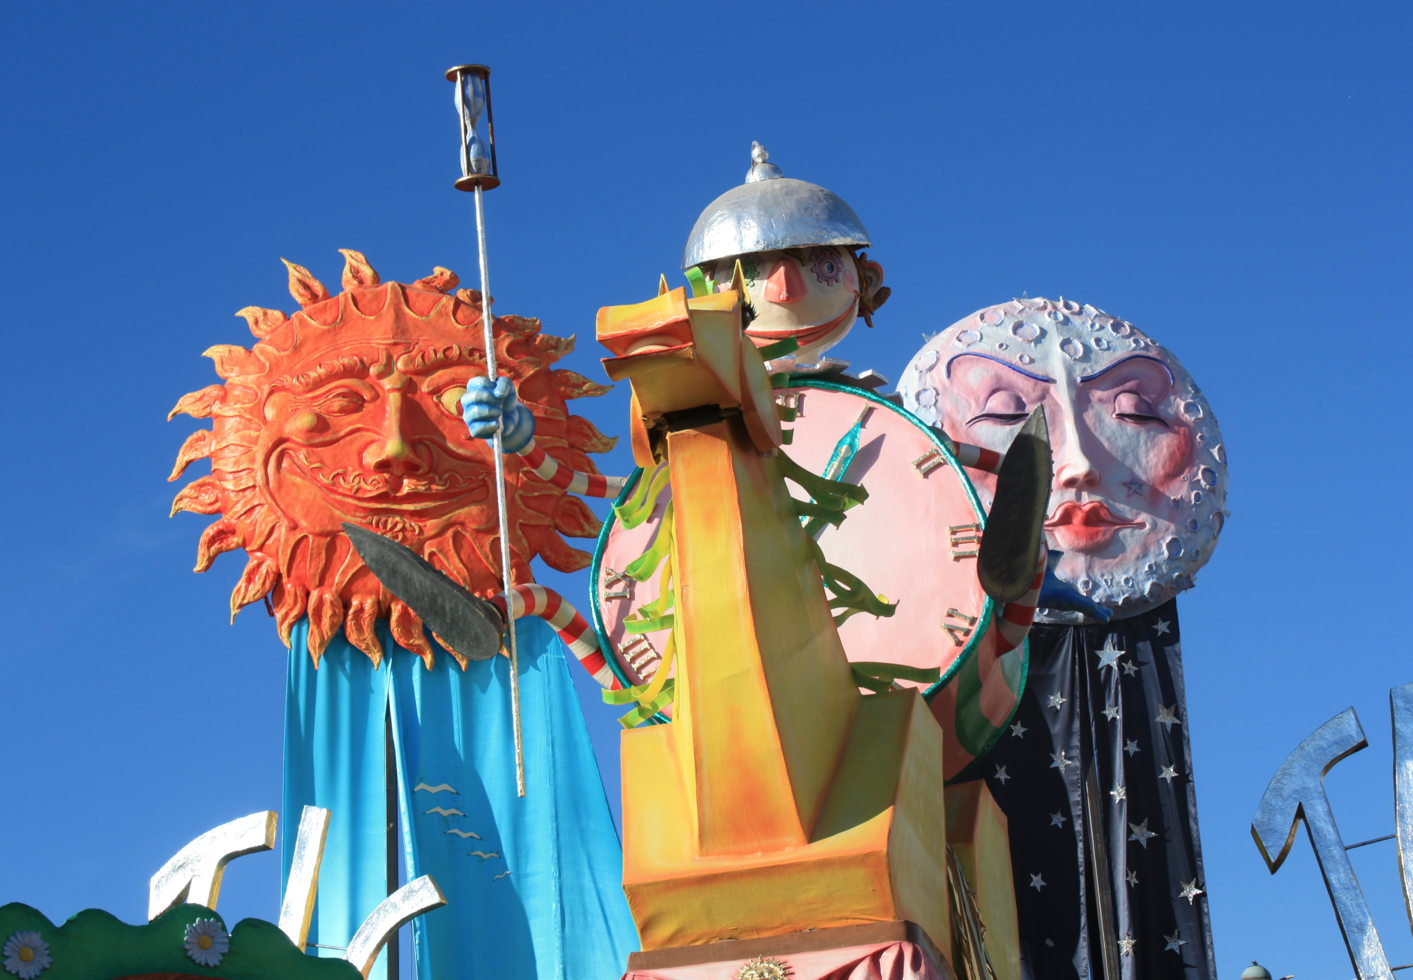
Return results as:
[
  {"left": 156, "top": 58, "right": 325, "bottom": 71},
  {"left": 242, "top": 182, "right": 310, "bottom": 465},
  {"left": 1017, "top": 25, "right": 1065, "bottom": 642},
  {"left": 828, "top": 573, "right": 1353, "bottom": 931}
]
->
[{"left": 746, "top": 141, "right": 784, "bottom": 183}]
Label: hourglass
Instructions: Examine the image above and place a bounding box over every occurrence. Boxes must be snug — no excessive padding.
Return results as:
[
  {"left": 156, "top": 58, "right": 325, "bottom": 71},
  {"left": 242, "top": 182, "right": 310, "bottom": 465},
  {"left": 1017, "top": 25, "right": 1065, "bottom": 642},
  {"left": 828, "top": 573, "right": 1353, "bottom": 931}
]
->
[{"left": 446, "top": 64, "right": 499, "bottom": 191}]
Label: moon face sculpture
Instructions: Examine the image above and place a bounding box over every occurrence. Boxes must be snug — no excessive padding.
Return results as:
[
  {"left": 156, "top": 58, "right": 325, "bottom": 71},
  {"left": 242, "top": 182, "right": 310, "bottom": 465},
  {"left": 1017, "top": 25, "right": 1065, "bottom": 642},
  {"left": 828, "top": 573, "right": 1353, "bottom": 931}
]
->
[{"left": 899, "top": 297, "right": 1227, "bottom": 619}]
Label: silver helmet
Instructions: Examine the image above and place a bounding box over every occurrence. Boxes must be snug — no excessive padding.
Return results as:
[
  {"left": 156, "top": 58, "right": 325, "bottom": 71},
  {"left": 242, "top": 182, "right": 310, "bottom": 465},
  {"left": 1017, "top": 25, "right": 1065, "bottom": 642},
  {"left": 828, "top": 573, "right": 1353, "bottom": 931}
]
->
[{"left": 681, "top": 142, "right": 871, "bottom": 271}]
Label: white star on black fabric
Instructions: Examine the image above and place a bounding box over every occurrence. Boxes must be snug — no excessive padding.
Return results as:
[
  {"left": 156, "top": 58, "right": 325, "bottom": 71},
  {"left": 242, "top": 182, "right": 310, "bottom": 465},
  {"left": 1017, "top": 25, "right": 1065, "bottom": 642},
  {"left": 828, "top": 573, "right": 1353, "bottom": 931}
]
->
[
  {"left": 1047, "top": 691, "right": 1067, "bottom": 710},
  {"left": 1118, "top": 935, "right": 1136, "bottom": 956},
  {"left": 1122, "top": 661, "right": 1139, "bottom": 677},
  {"left": 1010, "top": 720, "right": 1028, "bottom": 738},
  {"left": 1164, "top": 930, "right": 1186, "bottom": 952},
  {"left": 1050, "top": 811, "right": 1067, "bottom": 827},
  {"left": 1156, "top": 704, "right": 1182, "bottom": 730},
  {"left": 1030, "top": 873, "right": 1047, "bottom": 891},
  {"left": 1124, "top": 739, "right": 1140, "bottom": 757},
  {"left": 1160, "top": 765, "right": 1178, "bottom": 782},
  {"left": 1050, "top": 750, "right": 1073, "bottom": 771},
  {"left": 1095, "top": 636, "right": 1126, "bottom": 670},
  {"left": 1153, "top": 619, "right": 1171, "bottom": 635},
  {"left": 994, "top": 765, "right": 1011, "bottom": 785},
  {"left": 1126, "top": 869, "right": 1139, "bottom": 886},
  {"left": 1111, "top": 784, "right": 1127, "bottom": 802},
  {"left": 1129, "top": 818, "right": 1158, "bottom": 847},
  {"left": 1103, "top": 703, "right": 1121, "bottom": 722},
  {"left": 1179, "top": 879, "right": 1204, "bottom": 905}
]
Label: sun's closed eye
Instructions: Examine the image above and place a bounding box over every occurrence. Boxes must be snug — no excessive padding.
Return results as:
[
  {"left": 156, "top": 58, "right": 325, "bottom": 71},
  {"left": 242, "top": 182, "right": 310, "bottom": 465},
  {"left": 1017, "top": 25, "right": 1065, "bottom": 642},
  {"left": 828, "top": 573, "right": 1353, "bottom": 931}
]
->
[{"left": 315, "top": 388, "right": 367, "bottom": 415}]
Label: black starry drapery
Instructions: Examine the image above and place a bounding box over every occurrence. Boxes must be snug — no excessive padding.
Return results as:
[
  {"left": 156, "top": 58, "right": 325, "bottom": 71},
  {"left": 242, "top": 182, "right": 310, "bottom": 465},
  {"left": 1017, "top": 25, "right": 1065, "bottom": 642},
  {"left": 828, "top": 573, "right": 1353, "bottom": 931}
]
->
[{"left": 968, "top": 600, "right": 1216, "bottom": 980}]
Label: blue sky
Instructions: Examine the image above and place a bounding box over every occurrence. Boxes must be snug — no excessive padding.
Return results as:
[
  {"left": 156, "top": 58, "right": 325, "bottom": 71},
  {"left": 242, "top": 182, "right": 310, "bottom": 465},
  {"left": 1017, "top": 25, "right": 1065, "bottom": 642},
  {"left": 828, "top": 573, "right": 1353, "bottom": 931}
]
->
[{"left": 1, "top": 3, "right": 1410, "bottom": 978}]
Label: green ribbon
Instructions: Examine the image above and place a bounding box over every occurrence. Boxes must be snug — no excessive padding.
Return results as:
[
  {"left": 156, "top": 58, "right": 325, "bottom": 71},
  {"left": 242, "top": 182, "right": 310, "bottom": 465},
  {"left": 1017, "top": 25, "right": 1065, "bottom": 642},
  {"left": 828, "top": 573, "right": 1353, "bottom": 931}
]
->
[
  {"left": 603, "top": 678, "right": 677, "bottom": 728},
  {"left": 758, "top": 337, "right": 800, "bottom": 360},
  {"left": 684, "top": 268, "right": 710, "bottom": 298},
  {"left": 850, "top": 661, "right": 942, "bottom": 694},
  {"left": 613, "top": 463, "right": 671, "bottom": 529}
]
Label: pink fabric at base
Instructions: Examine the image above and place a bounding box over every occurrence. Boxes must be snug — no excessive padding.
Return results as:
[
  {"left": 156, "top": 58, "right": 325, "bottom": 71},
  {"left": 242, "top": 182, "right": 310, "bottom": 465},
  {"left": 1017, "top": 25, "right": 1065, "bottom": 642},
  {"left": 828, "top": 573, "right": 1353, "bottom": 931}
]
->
[{"left": 624, "top": 940, "right": 944, "bottom": 980}]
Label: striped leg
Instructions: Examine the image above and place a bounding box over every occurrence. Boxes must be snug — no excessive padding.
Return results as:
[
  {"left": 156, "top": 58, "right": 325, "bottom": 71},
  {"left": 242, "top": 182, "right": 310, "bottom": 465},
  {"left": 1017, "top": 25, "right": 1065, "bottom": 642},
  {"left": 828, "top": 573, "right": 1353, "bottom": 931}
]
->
[
  {"left": 515, "top": 437, "right": 630, "bottom": 499},
  {"left": 491, "top": 584, "right": 620, "bottom": 690},
  {"left": 952, "top": 440, "right": 1005, "bottom": 475}
]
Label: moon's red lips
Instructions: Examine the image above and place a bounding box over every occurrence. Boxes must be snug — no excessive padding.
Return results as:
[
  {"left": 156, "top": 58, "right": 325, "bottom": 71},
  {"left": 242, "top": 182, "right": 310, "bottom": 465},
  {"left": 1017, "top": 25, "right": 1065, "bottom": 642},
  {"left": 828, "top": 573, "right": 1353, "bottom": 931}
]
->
[{"left": 1044, "top": 501, "right": 1143, "bottom": 552}]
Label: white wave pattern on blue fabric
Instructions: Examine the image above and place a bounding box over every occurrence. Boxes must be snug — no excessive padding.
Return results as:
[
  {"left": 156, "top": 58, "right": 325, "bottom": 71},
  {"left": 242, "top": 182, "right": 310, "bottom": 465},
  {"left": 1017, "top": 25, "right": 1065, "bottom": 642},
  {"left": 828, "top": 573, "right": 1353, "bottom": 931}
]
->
[{"left": 282, "top": 615, "right": 639, "bottom": 980}]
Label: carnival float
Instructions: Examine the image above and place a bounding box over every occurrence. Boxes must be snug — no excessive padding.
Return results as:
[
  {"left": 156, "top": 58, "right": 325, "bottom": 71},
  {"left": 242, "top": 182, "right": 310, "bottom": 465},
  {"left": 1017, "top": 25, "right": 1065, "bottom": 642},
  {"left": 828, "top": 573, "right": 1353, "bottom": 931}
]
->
[{"left": 5, "top": 61, "right": 1402, "bottom": 980}]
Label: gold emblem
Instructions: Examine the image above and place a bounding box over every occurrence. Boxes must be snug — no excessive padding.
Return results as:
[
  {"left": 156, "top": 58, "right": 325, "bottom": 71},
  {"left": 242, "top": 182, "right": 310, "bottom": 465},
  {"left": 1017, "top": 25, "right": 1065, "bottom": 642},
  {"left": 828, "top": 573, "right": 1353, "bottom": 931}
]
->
[{"left": 735, "top": 957, "right": 793, "bottom": 980}]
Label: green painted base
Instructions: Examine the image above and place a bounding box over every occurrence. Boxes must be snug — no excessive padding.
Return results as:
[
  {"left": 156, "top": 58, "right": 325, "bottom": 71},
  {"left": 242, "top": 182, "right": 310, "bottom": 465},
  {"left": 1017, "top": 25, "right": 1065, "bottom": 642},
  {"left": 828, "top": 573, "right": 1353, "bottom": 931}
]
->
[{"left": 0, "top": 903, "right": 361, "bottom": 980}]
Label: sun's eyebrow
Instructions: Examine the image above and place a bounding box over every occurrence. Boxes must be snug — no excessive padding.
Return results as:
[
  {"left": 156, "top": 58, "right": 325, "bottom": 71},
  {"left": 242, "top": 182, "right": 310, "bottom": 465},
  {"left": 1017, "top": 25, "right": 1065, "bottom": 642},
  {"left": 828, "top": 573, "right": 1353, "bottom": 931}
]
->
[
  {"left": 1079, "top": 354, "right": 1174, "bottom": 386},
  {"left": 274, "top": 355, "right": 369, "bottom": 393},
  {"left": 946, "top": 352, "right": 1055, "bottom": 383}
]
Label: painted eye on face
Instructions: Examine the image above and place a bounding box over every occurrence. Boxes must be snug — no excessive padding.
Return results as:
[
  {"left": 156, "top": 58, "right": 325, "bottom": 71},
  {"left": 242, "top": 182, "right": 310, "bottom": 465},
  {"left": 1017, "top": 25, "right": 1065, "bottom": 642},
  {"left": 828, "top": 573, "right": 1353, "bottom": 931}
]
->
[
  {"left": 809, "top": 247, "right": 842, "bottom": 285},
  {"left": 1113, "top": 390, "right": 1169, "bottom": 426},
  {"left": 438, "top": 386, "right": 468, "bottom": 417},
  {"left": 314, "top": 388, "right": 367, "bottom": 416},
  {"left": 967, "top": 389, "right": 1030, "bottom": 426}
]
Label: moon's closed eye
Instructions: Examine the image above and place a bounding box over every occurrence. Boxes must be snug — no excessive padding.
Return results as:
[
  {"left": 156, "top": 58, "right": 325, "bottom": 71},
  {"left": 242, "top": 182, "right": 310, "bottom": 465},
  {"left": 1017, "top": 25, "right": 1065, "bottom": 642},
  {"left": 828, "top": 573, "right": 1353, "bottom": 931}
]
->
[
  {"left": 967, "top": 389, "right": 1029, "bottom": 426},
  {"left": 1113, "top": 390, "right": 1168, "bottom": 426}
]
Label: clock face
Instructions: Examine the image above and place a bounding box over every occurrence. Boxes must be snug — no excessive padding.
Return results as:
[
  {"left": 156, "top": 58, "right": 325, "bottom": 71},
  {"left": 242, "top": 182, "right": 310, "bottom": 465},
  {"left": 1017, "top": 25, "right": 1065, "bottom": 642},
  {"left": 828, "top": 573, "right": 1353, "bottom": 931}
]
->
[{"left": 591, "top": 381, "right": 992, "bottom": 714}]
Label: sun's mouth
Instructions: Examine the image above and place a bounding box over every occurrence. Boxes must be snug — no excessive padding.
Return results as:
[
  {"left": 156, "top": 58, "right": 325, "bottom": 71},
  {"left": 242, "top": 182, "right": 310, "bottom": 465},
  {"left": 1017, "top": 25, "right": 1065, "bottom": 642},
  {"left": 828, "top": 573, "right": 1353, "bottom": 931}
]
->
[
  {"left": 1044, "top": 500, "right": 1144, "bottom": 553},
  {"left": 286, "top": 450, "right": 487, "bottom": 504}
]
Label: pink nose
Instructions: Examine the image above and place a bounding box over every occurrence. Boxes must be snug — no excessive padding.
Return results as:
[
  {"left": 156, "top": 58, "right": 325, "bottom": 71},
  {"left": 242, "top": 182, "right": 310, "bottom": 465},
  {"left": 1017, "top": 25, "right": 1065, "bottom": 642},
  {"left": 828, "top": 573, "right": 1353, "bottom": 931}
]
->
[{"left": 764, "top": 259, "right": 807, "bottom": 303}]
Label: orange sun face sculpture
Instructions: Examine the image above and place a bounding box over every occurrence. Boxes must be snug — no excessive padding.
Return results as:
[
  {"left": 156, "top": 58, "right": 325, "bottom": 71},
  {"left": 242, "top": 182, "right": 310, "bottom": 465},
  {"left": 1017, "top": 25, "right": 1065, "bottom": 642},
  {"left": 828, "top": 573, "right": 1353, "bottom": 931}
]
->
[{"left": 168, "top": 249, "right": 616, "bottom": 669}]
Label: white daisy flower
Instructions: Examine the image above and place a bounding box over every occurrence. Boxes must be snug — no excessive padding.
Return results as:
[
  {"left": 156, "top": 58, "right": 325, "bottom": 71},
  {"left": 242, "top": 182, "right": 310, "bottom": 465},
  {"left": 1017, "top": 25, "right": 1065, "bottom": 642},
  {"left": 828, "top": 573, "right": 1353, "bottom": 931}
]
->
[
  {"left": 183, "top": 918, "right": 229, "bottom": 968},
  {"left": 3, "top": 931, "right": 51, "bottom": 979}
]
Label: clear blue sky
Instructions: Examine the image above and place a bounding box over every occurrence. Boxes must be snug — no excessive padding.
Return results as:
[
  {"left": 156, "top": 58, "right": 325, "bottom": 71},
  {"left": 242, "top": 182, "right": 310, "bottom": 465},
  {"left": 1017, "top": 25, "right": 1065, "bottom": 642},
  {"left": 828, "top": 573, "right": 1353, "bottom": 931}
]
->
[{"left": 1, "top": 3, "right": 1409, "bottom": 978}]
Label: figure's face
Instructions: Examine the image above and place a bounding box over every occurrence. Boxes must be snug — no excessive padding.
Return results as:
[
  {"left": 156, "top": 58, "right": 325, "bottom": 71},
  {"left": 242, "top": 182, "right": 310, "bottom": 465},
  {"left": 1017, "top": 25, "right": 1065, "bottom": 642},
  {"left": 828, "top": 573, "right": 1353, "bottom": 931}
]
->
[
  {"left": 900, "top": 299, "right": 1226, "bottom": 616},
  {"left": 709, "top": 247, "right": 882, "bottom": 364},
  {"left": 259, "top": 341, "right": 493, "bottom": 537}
]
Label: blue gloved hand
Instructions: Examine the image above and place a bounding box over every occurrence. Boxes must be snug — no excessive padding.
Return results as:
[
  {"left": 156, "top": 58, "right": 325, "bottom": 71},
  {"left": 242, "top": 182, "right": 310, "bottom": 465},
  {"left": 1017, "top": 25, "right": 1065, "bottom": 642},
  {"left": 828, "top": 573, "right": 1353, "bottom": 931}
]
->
[
  {"left": 1037, "top": 550, "right": 1112, "bottom": 622},
  {"left": 460, "top": 376, "right": 535, "bottom": 454}
]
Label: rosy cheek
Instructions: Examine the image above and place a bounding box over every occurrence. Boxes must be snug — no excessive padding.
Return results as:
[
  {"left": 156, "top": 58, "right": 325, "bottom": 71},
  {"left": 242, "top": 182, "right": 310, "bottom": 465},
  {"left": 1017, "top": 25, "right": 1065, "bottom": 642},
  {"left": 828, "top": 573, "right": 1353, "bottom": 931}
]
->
[
  {"left": 1148, "top": 425, "right": 1195, "bottom": 488},
  {"left": 842, "top": 267, "right": 857, "bottom": 292}
]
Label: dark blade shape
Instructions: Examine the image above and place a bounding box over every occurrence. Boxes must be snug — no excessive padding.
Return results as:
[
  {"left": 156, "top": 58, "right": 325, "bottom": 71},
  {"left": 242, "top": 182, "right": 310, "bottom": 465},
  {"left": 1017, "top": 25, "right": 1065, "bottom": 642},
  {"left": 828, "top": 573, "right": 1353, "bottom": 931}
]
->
[
  {"left": 978, "top": 406, "right": 1053, "bottom": 603},
  {"left": 342, "top": 523, "right": 504, "bottom": 662}
]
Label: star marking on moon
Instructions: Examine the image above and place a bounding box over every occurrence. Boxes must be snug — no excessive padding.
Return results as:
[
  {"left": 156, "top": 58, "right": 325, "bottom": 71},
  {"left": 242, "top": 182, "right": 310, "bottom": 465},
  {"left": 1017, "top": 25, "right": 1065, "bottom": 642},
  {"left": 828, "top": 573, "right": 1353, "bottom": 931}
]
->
[
  {"left": 1110, "top": 784, "right": 1127, "bottom": 802},
  {"left": 1095, "top": 636, "right": 1126, "bottom": 670},
  {"left": 1124, "top": 739, "right": 1141, "bottom": 757},
  {"left": 1103, "top": 703, "right": 1121, "bottom": 722},
  {"left": 1179, "top": 879, "right": 1204, "bottom": 905},
  {"left": 1030, "top": 873, "right": 1047, "bottom": 891},
  {"left": 1160, "top": 765, "right": 1179, "bottom": 782},
  {"left": 1010, "top": 720, "right": 1028, "bottom": 738},
  {"left": 1164, "top": 930, "right": 1187, "bottom": 952},
  {"left": 1156, "top": 704, "right": 1182, "bottom": 730},
  {"left": 1129, "top": 818, "right": 1157, "bottom": 847},
  {"left": 1050, "top": 750, "right": 1073, "bottom": 771},
  {"left": 1122, "top": 478, "right": 1145, "bottom": 497},
  {"left": 994, "top": 765, "right": 1011, "bottom": 785},
  {"left": 1122, "top": 661, "right": 1139, "bottom": 676},
  {"left": 1126, "top": 869, "right": 1139, "bottom": 886},
  {"left": 1048, "top": 692, "right": 1067, "bottom": 710},
  {"left": 1050, "top": 811, "right": 1067, "bottom": 827},
  {"left": 1118, "top": 935, "right": 1136, "bottom": 956},
  {"left": 1153, "top": 619, "right": 1171, "bottom": 635}
]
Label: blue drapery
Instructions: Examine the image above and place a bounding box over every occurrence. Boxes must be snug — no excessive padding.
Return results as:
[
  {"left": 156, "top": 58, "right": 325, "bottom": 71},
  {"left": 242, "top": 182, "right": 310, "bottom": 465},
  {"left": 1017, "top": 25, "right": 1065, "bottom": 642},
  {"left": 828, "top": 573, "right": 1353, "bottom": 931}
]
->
[{"left": 283, "top": 615, "right": 638, "bottom": 980}]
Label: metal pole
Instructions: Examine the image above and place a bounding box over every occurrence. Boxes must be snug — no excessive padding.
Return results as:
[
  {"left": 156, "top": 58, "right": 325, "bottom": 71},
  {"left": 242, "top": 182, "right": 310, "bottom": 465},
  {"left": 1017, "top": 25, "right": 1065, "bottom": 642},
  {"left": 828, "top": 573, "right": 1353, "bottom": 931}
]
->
[
  {"left": 473, "top": 182, "right": 525, "bottom": 798},
  {"left": 384, "top": 708, "right": 400, "bottom": 979}
]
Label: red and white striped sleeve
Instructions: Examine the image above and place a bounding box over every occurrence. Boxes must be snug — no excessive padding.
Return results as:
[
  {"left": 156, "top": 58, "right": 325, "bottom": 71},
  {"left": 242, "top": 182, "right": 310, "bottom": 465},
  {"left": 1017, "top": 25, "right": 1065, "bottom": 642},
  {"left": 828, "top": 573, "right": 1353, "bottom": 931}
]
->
[
  {"left": 952, "top": 441, "right": 1005, "bottom": 475},
  {"left": 491, "top": 583, "right": 620, "bottom": 690},
  {"left": 514, "top": 436, "right": 630, "bottom": 499}
]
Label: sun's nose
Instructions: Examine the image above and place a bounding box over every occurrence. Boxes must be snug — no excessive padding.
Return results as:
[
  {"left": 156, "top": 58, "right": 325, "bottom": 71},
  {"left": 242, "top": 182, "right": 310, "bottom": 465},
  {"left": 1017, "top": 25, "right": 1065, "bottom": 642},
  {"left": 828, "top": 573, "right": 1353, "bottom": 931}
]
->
[
  {"left": 763, "top": 258, "right": 807, "bottom": 304},
  {"left": 363, "top": 392, "right": 430, "bottom": 476}
]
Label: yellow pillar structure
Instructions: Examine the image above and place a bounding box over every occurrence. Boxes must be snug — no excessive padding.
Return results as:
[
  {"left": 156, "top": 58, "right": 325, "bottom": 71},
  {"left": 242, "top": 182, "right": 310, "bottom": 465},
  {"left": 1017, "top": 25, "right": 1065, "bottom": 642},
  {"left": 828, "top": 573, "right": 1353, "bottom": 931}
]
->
[{"left": 598, "top": 287, "right": 952, "bottom": 961}]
